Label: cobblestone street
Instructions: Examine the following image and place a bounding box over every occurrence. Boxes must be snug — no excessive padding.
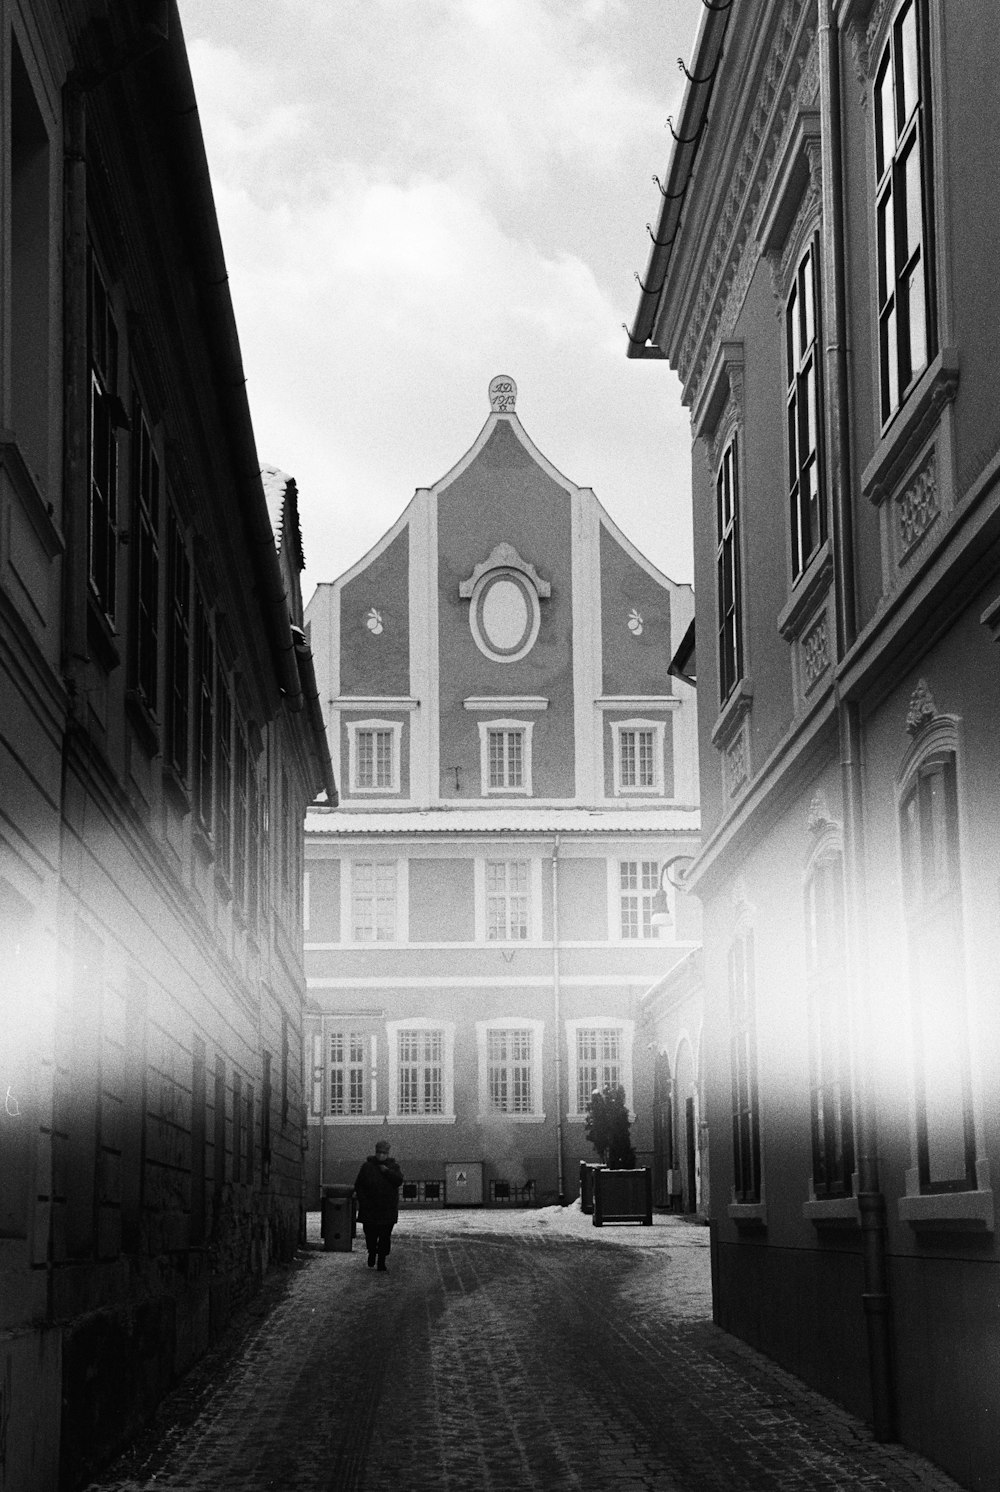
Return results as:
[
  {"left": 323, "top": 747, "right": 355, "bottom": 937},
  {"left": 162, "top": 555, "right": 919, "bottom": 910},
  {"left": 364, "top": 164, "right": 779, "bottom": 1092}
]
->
[{"left": 85, "top": 1209, "right": 963, "bottom": 1492}]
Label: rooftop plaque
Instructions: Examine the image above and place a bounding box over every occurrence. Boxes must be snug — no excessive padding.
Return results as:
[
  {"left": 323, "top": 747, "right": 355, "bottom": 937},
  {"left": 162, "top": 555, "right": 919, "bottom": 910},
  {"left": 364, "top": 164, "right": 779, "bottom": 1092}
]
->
[{"left": 489, "top": 374, "right": 517, "bottom": 413}]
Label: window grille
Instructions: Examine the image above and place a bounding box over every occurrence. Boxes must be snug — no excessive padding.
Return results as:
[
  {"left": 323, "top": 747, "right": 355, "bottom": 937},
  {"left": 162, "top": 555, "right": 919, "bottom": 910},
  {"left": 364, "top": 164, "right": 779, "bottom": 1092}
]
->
[
  {"left": 487, "top": 728, "right": 524, "bottom": 789},
  {"left": 716, "top": 436, "right": 743, "bottom": 704},
  {"left": 487, "top": 1028, "right": 533, "bottom": 1113},
  {"left": 576, "top": 1028, "right": 622, "bottom": 1115},
  {"left": 620, "top": 860, "right": 659, "bottom": 939},
  {"left": 486, "top": 860, "right": 529, "bottom": 941},
  {"left": 398, "top": 1028, "right": 443, "bottom": 1115},
  {"left": 353, "top": 860, "right": 397, "bottom": 941},
  {"left": 786, "top": 242, "right": 824, "bottom": 581},
  {"left": 329, "top": 1031, "right": 366, "bottom": 1115}
]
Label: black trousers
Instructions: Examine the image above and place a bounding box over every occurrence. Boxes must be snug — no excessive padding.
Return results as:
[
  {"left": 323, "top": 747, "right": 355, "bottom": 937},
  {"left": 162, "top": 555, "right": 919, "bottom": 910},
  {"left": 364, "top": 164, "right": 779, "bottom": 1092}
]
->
[{"left": 362, "top": 1221, "right": 394, "bottom": 1261}]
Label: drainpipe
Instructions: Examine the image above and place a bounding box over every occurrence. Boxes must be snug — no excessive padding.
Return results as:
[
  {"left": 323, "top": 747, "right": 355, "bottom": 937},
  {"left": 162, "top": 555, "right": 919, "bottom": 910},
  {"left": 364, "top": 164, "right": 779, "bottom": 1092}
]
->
[
  {"left": 819, "top": 0, "right": 895, "bottom": 1441},
  {"left": 551, "top": 834, "right": 565, "bottom": 1204}
]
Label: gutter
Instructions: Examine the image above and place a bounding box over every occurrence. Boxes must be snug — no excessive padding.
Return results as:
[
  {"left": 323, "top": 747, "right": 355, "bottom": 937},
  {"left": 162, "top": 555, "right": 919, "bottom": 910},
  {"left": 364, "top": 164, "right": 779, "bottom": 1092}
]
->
[
  {"left": 626, "top": 2, "right": 732, "bottom": 360},
  {"left": 292, "top": 626, "right": 339, "bottom": 806}
]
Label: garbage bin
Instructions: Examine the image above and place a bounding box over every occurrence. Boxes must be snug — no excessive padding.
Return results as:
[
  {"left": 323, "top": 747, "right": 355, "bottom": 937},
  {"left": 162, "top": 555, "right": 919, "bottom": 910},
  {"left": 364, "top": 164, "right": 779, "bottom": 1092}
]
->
[
  {"left": 321, "top": 1185, "right": 356, "bottom": 1252},
  {"left": 579, "top": 1162, "right": 605, "bottom": 1215}
]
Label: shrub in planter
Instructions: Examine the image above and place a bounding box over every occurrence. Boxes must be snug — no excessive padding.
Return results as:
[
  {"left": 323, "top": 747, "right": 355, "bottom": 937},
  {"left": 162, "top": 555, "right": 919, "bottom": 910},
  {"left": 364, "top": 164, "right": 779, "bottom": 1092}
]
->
[{"left": 584, "top": 1084, "right": 635, "bottom": 1170}]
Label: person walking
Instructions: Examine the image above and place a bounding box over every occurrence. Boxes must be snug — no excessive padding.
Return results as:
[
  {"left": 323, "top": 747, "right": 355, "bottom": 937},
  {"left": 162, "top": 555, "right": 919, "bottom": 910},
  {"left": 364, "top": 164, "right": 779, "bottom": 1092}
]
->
[{"left": 354, "top": 1139, "right": 403, "bottom": 1272}]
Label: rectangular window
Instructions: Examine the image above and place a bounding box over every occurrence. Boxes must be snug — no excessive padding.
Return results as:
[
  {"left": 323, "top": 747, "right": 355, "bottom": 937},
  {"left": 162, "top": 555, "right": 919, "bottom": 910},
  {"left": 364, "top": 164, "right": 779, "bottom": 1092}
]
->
[
  {"left": 875, "top": 0, "right": 934, "bottom": 424},
  {"left": 576, "top": 1027, "right": 621, "bottom": 1115},
  {"left": 245, "top": 1082, "right": 254, "bottom": 1184},
  {"left": 231, "top": 1071, "right": 242, "bottom": 1183},
  {"left": 488, "top": 728, "right": 524, "bottom": 789},
  {"left": 281, "top": 1013, "right": 290, "bottom": 1126},
  {"left": 716, "top": 436, "right": 743, "bottom": 704},
  {"left": 217, "top": 677, "right": 233, "bottom": 882},
  {"left": 620, "top": 729, "right": 655, "bottom": 789},
  {"left": 259, "top": 768, "right": 271, "bottom": 922},
  {"left": 357, "top": 728, "right": 394, "bottom": 789},
  {"left": 130, "top": 401, "right": 160, "bottom": 713},
  {"left": 233, "top": 727, "right": 248, "bottom": 908},
  {"left": 729, "top": 929, "right": 761, "bottom": 1204},
  {"left": 900, "top": 753, "right": 975, "bottom": 1191},
  {"left": 486, "top": 860, "right": 529, "bottom": 941},
  {"left": 195, "top": 597, "right": 215, "bottom": 833},
  {"left": 88, "top": 253, "right": 119, "bottom": 624},
  {"left": 398, "top": 1029, "right": 443, "bottom": 1116},
  {"left": 805, "top": 855, "right": 855, "bottom": 1198},
  {"left": 352, "top": 860, "right": 397, "bottom": 941},
  {"left": 165, "top": 508, "right": 191, "bottom": 779},
  {"left": 487, "top": 1028, "right": 533, "bottom": 1114},
  {"left": 329, "top": 1032, "right": 366, "bottom": 1115},
  {"left": 620, "top": 860, "right": 659, "bottom": 939},
  {"left": 11, "top": 40, "right": 52, "bottom": 486},
  {"left": 786, "top": 242, "right": 824, "bottom": 582},
  {"left": 261, "top": 1053, "right": 272, "bottom": 1182}
]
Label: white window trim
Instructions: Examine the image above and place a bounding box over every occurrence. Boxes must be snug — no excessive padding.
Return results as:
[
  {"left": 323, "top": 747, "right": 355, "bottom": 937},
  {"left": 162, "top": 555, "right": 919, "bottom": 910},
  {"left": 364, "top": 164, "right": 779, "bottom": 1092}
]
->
[
  {"left": 611, "top": 717, "right": 666, "bottom": 797},
  {"left": 565, "top": 1017, "right": 635, "bottom": 1123},
  {"left": 607, "top": 857, "right": 670, "bottom": 944},
  {"left": 386, "top": 1018, "right": 456, "bottom": 1123},
  {"left": 474, "top": 856, "right": 543, "bottom": 943},
  {"left": 342, "top": 856, "right": 408, "bottom": 945},
  {"left": 347, "top": 717, "right": 403, "bottom": 795},
  {"left": 475, "top": 1018, "right": 546, "bottom": 1122},
  {"left": 478, "top": 718, "right": 534, "bottom": 797}
]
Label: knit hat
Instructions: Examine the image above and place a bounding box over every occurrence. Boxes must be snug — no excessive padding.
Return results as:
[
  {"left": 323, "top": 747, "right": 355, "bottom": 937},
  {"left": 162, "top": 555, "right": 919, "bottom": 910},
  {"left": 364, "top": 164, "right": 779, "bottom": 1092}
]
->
[{"left": 375, "top": 1139, "right": 391, "bottom": 1154}]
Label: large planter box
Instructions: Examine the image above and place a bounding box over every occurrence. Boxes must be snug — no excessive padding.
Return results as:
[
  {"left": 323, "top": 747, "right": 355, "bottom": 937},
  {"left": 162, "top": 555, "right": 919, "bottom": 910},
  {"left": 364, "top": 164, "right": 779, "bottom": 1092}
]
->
[
  {"left": 593, "top": 1167, "right": 653, "bottom": 1226},
  {"left": 579, "top": 1161, "right": 605, "bottom": 1215}
]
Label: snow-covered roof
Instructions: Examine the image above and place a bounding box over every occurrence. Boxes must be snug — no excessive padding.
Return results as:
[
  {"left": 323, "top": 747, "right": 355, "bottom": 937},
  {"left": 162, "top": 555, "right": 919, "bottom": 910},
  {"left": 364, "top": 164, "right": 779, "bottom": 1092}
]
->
[
  {"left": 260, "top": 464, "right": 305, "bottom": 569},
  {"left": 305, "top": 806, "right": 699, "bottom": 837}
]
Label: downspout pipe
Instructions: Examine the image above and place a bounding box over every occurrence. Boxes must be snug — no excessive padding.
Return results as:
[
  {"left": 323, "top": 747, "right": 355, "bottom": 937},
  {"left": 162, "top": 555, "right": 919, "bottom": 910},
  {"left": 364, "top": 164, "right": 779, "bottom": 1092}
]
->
[
  {"left": 818, "top": 0, "right": 895, "bottom": 1442},
  {"left": 292, "top": 626, "right": 339, "bottom": 806},
  {"left": 552, "top": 834, "right": 565, "bottom": 1204}
]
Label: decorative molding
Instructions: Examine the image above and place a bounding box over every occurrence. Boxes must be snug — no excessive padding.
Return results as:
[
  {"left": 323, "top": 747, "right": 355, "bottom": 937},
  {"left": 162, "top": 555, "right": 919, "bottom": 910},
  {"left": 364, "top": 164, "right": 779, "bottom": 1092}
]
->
[
  {"left": 365, "top": 607, "right": 384, "bottom": 635},
  {"left": 463, "top": 696, "right": 548, "bottom": 712},
  {"left": 807, "top": 789, "right": 834, "bottom": 835},
  {"left": 488, "top": 373, "right": 517, "bottom": 413},
  {"left": 677, "top": 10, "right": 819, "bottom": 407},
  {"left": 905, "top": 679, "right": 937, "bottom": 737},
  {"left": 627, "top": 608, "right": 644, "bottom": 637},
  {"left": 458, "top": 542, "right": 551, "bottom": 600},
  {"left": 801, "top": 613, "right": 830, "bottom": 693},
  {"left": 862, "top": 349, "right": 960, "bottom": 505},
  {"left": 726, "top": 731, "right": 750, "bottom": 798},
  {"left": 896, "top": 453, "right": 939, "bottom": 559}
]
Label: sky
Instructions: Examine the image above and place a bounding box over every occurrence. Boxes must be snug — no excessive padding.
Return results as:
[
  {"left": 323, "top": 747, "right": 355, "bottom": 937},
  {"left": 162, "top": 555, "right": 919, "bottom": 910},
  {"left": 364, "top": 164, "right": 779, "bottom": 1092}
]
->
[{"left": 178, "top": 0, "right": 705, "bottom": 603}]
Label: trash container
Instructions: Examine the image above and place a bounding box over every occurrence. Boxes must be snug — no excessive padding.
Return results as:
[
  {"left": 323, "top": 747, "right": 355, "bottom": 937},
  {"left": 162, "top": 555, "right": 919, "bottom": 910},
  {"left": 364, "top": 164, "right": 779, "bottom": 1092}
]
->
[
  {"left": 579, "top": 1161, "right": 605, "bottom": 1215},
  {"left": 321, "top": 1185, "right": 356, "bottom": 1252}
]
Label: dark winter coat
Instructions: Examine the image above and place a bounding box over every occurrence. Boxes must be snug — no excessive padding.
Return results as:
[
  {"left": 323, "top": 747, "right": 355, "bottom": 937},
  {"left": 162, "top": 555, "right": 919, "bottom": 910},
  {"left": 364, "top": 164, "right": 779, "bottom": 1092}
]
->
[{"left": 354, "top": 1155, "right": 403, "bottom": 1225}]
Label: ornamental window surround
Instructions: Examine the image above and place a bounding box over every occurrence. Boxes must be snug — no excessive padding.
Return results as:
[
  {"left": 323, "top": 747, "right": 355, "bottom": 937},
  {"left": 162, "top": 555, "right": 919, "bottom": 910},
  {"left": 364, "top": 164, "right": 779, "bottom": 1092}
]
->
[
  {"left": 476, "top": 1020, "right": 546, "bottom": 1121},
  {"left": 611, "top": 718, "right": 665, "bottom": 797},
  {"left": 479, "top": 719, "right": 534, "bottom": 796},
  {"left": 786, "top": 241, "right": 825, "bottom": 583},
  {"left": 897, "top": 715, "right": 975, "bottom": 1193},
  {"left": 347, "top": 718, "right": 403, "bottom": 795},
  {"left": 874, "top": 0, "right": 936, "bottom": 427},
  {"left": 716, "top": 434, "right": 744, "bottom": 706},
  {"left": 566, "top": 1019, "right": 635, "bottom": 1121},
  {"left": 803, "top": 841, "right": 854, "bottom": 1200},
  {"left": 386, "top": 1019, "right": 456, "bottom": 1122}
]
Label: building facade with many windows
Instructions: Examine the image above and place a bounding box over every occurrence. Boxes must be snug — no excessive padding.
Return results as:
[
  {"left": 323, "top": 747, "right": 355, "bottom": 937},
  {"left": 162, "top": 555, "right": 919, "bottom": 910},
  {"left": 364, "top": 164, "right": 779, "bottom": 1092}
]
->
[
  {"left": 629, "top": 2, "right": 1000, "bottom": 1487},
  {"left": 0, "top": 7, "right": 334, "bottom": 1487},
  {"left": 304, "top": 379, "right": 699, "bottom": 1207}
]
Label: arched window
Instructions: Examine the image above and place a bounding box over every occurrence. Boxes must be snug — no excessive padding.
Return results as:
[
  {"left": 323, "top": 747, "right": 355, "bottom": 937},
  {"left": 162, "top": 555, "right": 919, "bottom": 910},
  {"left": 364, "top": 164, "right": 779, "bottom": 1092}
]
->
[
  {"left": 803, "top": 845, "right": 854, "bottom": 1198},
  {"left": 899, "top": 734, "right": 975, "bottom": 1191}
]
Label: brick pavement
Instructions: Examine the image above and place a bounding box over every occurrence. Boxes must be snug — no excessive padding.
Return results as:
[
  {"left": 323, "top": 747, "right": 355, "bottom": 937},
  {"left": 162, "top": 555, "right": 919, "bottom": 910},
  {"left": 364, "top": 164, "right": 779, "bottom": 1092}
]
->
[{"left": 83, "top": 1208, "right": 966, "bottom": 1492}]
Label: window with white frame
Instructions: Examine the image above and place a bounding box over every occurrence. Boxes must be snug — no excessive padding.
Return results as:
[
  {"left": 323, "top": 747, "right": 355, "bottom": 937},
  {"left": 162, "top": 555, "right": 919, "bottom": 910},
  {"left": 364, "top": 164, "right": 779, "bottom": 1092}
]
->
[
  {"left": 612, "top": 719, "right": 664, "bottom": 796},
  {"left": 351, "top": 860, "right": 397, "bottom": 942},
  {"left": 479, "top": 720, "right": 533, "bottom": 795},
  {"left": 348, "top": 718, "right": 402, "bottom": 794},
  {"left": 619, "top": 860, "right": 660, "bottom": 939},
  {"left": 487, "top": 1028, "right": 533, "bottom": 1114},
  {"left": 485, "top": 859, "right": 529, "bottom": 940},
  {"left": 398, "top": 1028, "right": 444, "bottom": 1115},
  {"left": 328, "top": 1031, "right": 367, "bottom": 1116},
  {"left": 874, "top": 0, "right": 935, "bottom": 425},
  {"left": 576, "top": 1027, "right": 622, "bottom": 1115}
]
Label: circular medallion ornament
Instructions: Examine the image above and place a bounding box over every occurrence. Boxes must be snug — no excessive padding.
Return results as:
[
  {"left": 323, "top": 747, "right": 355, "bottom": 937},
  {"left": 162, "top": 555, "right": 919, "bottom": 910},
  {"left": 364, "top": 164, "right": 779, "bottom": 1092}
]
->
[
  {"left": 470, "top": 568, "right": 540, "bottom": 663},
  {"left": 489, "top": 374, "right": 517, "bottom": 413}
]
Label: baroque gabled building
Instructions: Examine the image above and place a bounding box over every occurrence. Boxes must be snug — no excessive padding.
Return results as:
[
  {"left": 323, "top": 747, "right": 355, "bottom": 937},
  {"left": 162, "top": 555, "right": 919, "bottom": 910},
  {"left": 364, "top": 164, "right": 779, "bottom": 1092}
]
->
[
  {"left": 628, "top": 2, "right": 1000, "bottom": 1487},
  {"left": 304, "top": 378, "right": 700, "bottom": 1210},
  {"left": 0, "top": 6, "right": 334, "bottom": 1487}
]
